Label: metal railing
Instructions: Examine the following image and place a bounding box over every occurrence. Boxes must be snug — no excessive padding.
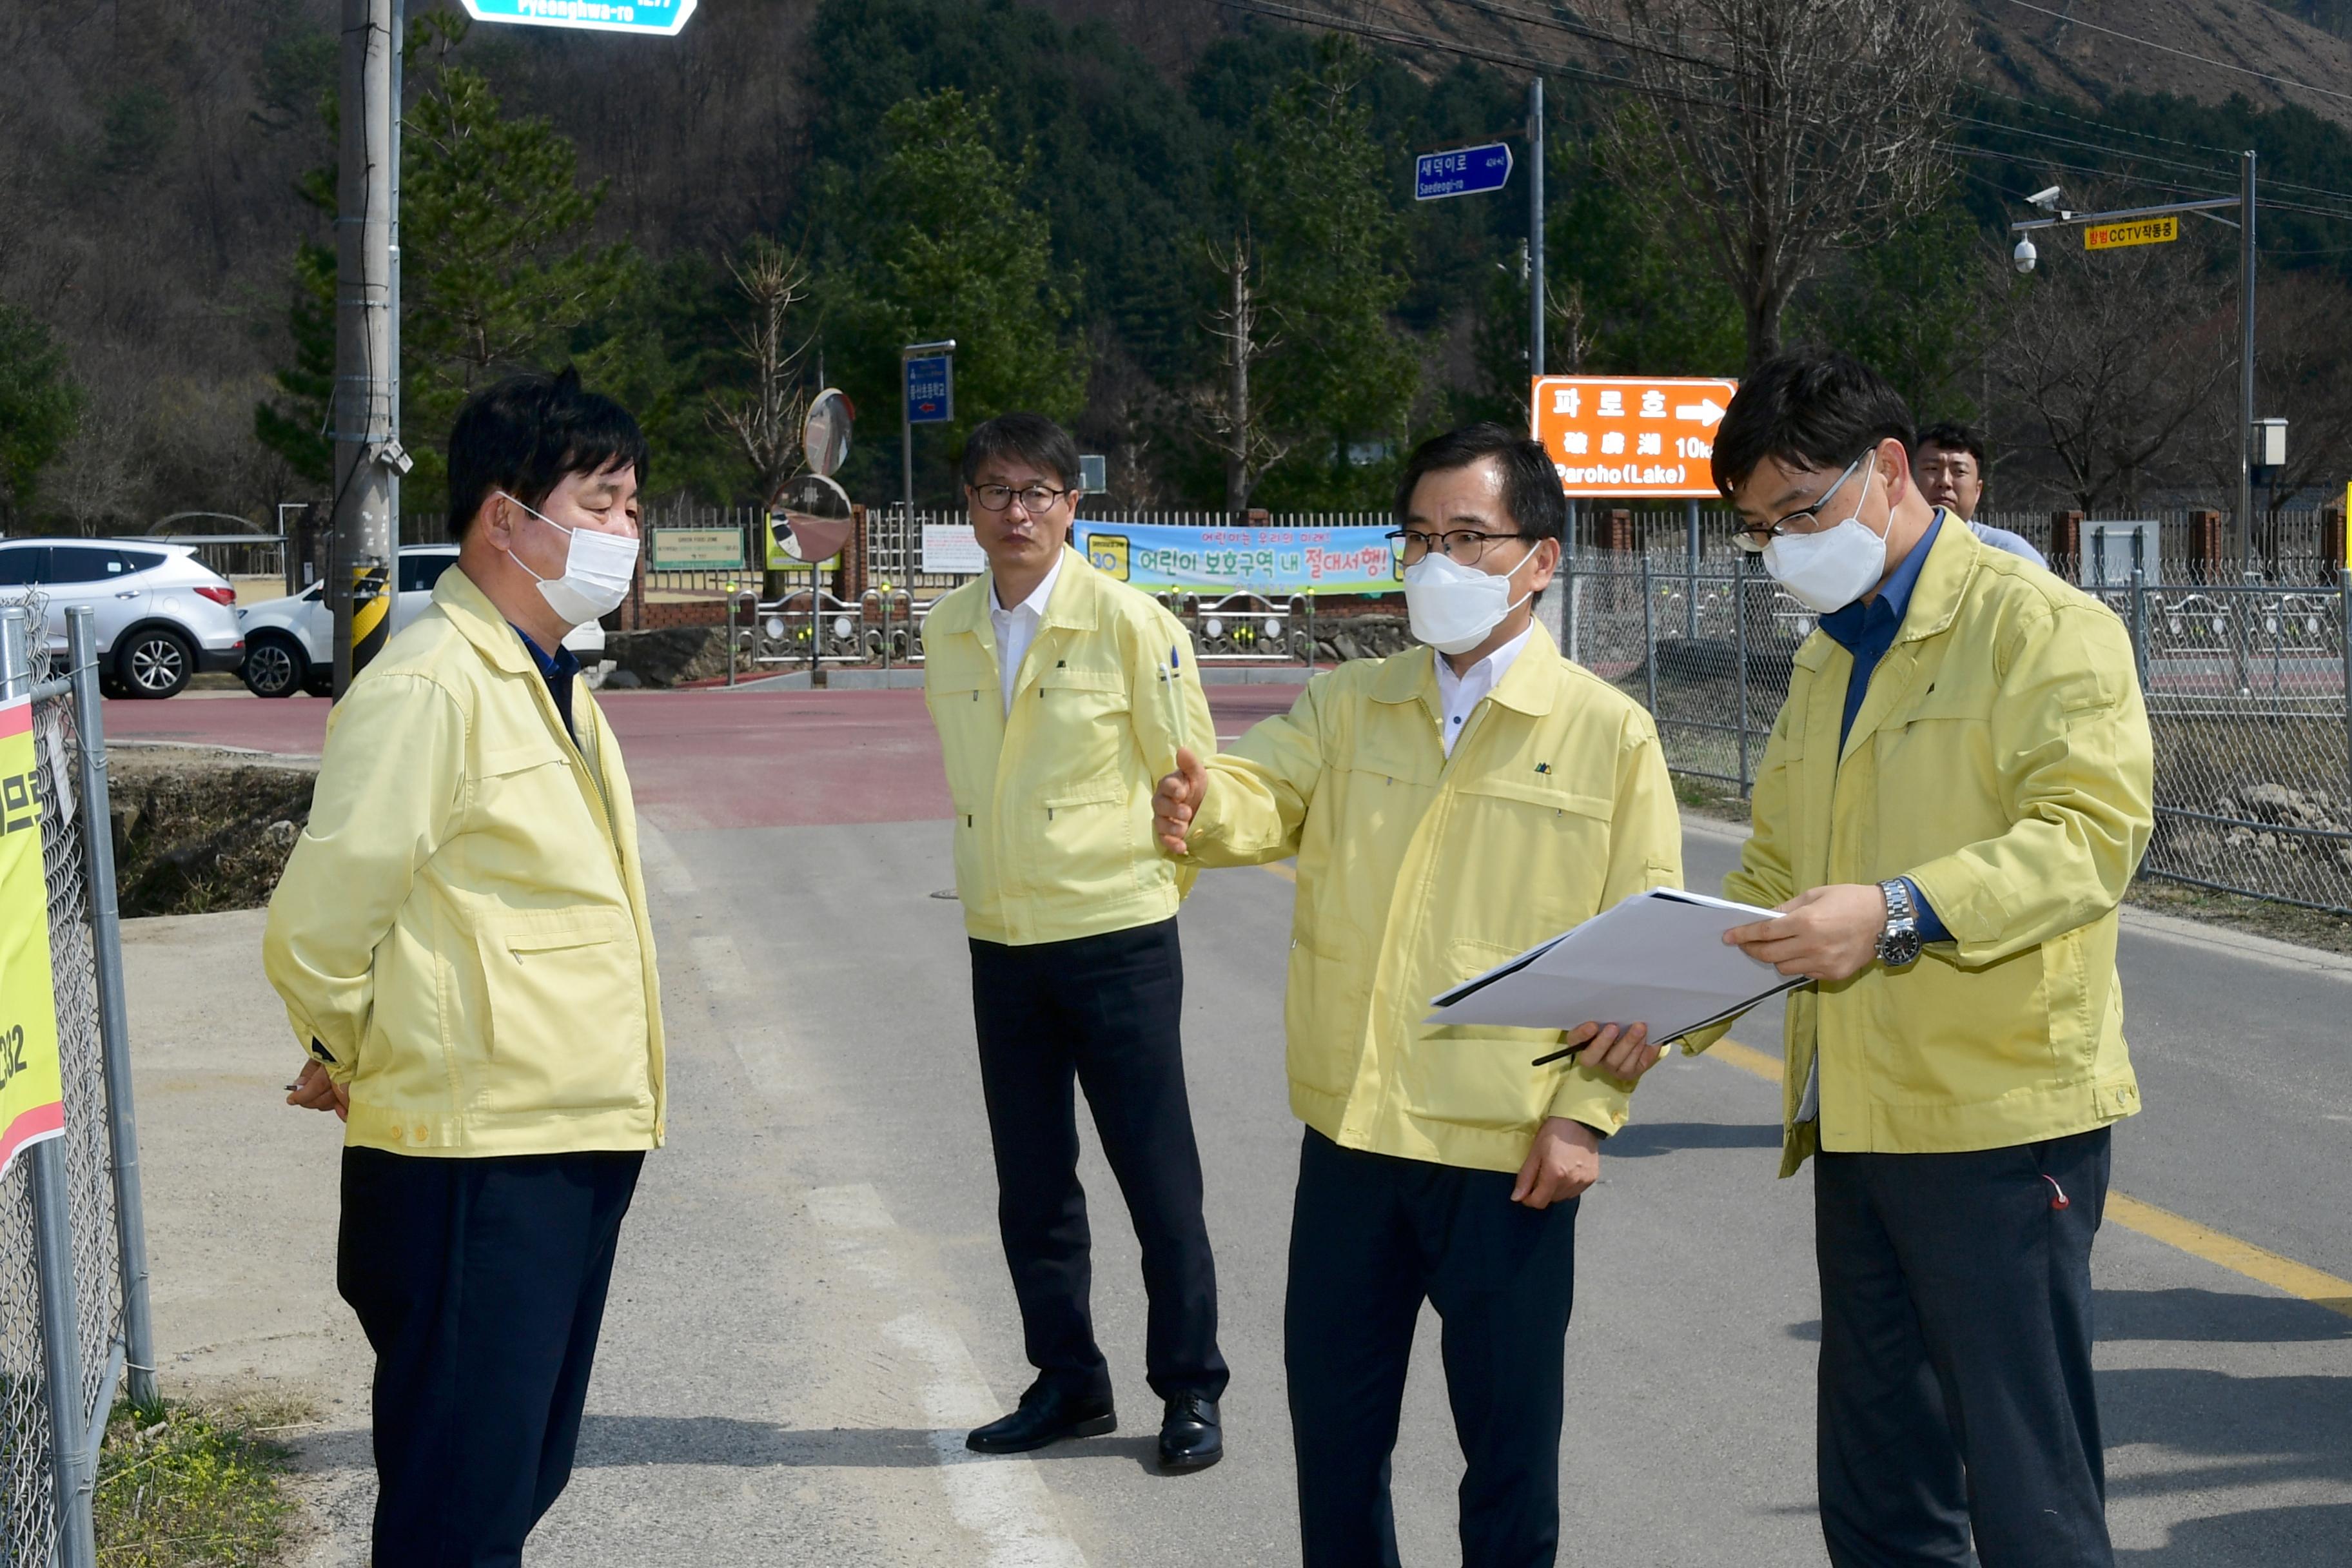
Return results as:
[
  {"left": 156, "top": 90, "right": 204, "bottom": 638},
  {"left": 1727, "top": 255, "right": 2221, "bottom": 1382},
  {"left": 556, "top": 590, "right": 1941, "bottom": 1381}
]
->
[
  {"left": 0, "top": 604, "right": 159, "bottom": 1568},
  {"left": 1561, "top": 551, "right": 2352, "bottom": 915},
  {"left": 153, "top": 535, "right": 289, "bottom": 582}
]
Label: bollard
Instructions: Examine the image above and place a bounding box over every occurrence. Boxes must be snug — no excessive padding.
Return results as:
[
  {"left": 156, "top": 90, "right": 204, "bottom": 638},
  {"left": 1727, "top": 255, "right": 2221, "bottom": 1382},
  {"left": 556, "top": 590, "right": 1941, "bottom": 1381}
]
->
[
  {"left": 725, "top": 587, "right": 737, "bottom": 690},
  {"left": 65, "top": 611, "right": 156, "bottom": 1415},
  {"left": 2, "top": 609, "right": 97, "bottom": 1568}
]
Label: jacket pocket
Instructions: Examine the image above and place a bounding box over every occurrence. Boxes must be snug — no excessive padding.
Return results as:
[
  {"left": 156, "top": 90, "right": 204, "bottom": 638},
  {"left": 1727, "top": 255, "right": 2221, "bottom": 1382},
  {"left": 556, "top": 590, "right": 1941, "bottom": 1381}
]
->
[
  {"left": 468, "top": 908, "right": 649, "bottom": 1116},
  {"left": 1444, "top": 778, "right": 1615, "bottom": 931},
  {"left": 1401, "top": 939, "right": 1555, "bottom": 1133},
  {"left": 1283, "top": 922, "right": 1366, "bottom": 1101}
]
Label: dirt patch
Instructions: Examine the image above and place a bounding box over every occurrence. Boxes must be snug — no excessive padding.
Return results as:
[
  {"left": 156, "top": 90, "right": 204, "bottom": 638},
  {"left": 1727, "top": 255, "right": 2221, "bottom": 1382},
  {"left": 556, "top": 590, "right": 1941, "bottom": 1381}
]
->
[{"left": 109, "top": 749, "right": 317, "bottom": 919}]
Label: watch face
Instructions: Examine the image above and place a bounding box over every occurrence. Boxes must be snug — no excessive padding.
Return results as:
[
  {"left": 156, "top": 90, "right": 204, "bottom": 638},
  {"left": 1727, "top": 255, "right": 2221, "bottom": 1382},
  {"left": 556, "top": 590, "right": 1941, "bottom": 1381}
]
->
[{"left": 1879, "top": 929, "right": 1923, "bottom": 968}]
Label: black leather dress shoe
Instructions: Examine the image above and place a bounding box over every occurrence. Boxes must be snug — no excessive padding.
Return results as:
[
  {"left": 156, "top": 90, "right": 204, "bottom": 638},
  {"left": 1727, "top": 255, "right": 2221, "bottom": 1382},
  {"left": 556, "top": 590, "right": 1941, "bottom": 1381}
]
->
[
  {"left": 1157, "top": 1393, "right": 1222, "bottom": 1473},
  {"left": 965, "top": 1383, "right": 1116, "bottom": 1454}
]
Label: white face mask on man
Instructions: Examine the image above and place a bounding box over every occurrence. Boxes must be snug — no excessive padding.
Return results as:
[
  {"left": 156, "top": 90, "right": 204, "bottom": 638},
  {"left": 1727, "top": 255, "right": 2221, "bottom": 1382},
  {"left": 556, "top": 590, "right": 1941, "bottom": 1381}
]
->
[
  {"left": 1403, "top": 551, "right": 1531, "bottom": 656},
  {"left": 1759, "top": 457, "right": 1884, "bottom": 614},
  {"left": 498, "top": 491, "right": 640, "bottom": 627}
]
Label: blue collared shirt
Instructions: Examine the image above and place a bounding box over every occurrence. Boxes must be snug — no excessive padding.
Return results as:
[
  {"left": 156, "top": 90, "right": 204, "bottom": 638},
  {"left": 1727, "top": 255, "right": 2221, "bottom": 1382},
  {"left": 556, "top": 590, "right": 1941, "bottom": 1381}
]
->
[
  {"left": 1814, "top": 510, "right": 1949, "bottom": 943},
  {"left": 511, "top": 626, "right": 583, "bottom": 740}
]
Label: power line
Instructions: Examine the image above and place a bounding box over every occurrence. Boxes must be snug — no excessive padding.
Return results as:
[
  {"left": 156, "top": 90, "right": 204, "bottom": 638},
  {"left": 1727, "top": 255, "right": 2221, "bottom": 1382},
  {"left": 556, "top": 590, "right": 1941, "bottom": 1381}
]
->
[{"left": 1990, "top": 0, "right": 2352, "bottom": 106}]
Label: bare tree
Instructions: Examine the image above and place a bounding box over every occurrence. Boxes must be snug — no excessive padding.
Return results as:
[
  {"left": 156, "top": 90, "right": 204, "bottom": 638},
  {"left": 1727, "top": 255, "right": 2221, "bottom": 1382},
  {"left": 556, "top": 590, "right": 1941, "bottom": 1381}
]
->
[
  {"left": 1987, "top": 246, "right": 2233, "bottom": 514},
  {"left": 1194, "top": 235, "right": 1293, "bottom": 514},
  {"left": 705, "top": 237, "right": 813, "bottom": 507},
  {"left": 1608, "top": 0, "right": 1965, "bottom": 371}
]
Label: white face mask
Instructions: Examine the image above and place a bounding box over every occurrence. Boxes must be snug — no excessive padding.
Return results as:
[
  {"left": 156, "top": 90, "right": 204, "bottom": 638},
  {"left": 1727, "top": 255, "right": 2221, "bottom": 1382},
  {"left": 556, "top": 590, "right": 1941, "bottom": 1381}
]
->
[
  {"left": 499, "top": 491, "right": 640, "bottom": 627},
  {"left": 1404, "top": 551, "right": 1531, "bottom": 656},
  {"left": 1759, "top": 459, "right": 1884, "bottom": 614}
]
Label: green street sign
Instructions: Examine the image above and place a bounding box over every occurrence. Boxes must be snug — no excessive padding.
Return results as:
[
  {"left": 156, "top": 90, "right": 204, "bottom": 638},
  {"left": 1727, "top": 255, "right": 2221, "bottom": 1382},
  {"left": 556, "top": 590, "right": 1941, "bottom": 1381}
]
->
[{"left": 649, "top": 527, "right": 745, "bottom": 571}]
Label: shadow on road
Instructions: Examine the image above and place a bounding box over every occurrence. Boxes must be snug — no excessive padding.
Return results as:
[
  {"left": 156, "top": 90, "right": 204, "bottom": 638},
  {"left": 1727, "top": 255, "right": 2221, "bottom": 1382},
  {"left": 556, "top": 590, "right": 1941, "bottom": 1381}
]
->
[
  {"left": 1604, "top": 1121, "right": 1784, "bottom": 1158},
  {"left": 2117, "top": 1502, "right": 2352, "bottom": 1563},
  {"left": 571, "top": 1416, "right": 1181, "bottom": 1476},
  {"left": 2095, "top": 1287, "right": 2352, "bottom": 1344}
]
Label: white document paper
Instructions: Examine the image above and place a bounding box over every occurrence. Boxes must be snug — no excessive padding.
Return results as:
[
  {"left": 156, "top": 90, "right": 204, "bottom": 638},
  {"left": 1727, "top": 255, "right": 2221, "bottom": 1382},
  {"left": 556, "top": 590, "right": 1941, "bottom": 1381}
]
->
[{"left": 1426, "top": 888, "right": 1803, "bottom": 1046}]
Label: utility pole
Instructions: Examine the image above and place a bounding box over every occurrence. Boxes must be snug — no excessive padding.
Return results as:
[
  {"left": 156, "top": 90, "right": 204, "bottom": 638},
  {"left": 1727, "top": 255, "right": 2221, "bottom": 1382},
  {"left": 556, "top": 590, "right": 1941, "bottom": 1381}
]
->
[
  {"left": 331, "top": 0, "right": 406, "bottom": 699},
  {"left": 1528, "top": 77, "right": 1545, "bottom": 379},
  {"left": 2237, "top": 148, "right": 2258, "bottom": 576}
]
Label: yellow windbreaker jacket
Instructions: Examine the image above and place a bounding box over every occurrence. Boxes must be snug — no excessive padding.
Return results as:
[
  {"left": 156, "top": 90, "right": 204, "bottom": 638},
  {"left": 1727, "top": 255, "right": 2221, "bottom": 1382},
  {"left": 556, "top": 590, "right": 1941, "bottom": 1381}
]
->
[
  {"left": 262, "top": 566, "right": 665, "bottom": 1157},
  {"left": 1705, "top": 520, "right": 2153, "bottom": 1175},
  {"left": 1182, "top": 623, "right": 1683, "bottom": 1172},
  {"left": 923, "top": 548, "right": 1214, "bottom": 946}
]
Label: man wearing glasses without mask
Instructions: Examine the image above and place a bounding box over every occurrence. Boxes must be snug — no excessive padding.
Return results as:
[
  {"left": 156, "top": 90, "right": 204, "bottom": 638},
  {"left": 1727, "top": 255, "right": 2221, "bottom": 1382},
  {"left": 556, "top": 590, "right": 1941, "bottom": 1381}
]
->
[
  {"left": 1673, "top": 355, "right": 2151, "bottom": 1567},
  {"left": 1153, "top": 424, "right": 1680, "bottom": 1565},
  {"left": 921, "top": 412, "right": 1228, "bottom": 1472}
]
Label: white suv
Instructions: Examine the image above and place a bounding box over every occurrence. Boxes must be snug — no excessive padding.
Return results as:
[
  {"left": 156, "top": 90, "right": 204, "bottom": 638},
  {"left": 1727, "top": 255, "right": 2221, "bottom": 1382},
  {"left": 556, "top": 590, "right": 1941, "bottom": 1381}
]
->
[
  {"left": 237, "top": 545, "right": 606, "bottom": 698},
  {"left": 0, "top": 539, "right": 245, "bottom": 698}
]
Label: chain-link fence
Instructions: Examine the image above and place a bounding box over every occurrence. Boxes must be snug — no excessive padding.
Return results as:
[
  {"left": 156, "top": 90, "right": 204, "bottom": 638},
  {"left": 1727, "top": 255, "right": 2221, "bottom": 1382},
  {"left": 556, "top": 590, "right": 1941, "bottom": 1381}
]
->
[
  {"left": 0, "top": 604, "right": 158, "bottom": 1568},
  {"left": 1559, "top": 552, "right": 2352, "bottom": 916}
]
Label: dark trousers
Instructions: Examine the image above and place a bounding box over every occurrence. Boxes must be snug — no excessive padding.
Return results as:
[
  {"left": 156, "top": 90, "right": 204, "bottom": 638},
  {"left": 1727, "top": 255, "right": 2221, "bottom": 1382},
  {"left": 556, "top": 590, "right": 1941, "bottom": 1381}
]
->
[
  {"left": 338, "top": 1146, "right": 644, "bottom": 1568},
  {"left": 1285, "top": 1128, "right": 1580, "bottom": 1568},
  {"left": 968, "top": 916, "right": 1226, "bottom": 1402},
  {"left": 1815, "top": 1126, "right": 2113, "bottom": 1568}
]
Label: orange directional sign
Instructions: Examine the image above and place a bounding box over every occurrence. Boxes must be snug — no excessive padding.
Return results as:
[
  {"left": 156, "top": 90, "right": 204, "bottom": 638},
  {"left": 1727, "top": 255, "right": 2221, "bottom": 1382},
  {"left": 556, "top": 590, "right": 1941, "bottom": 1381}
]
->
[{"left": 1531, "top": 375, "right": 1740, "bottom": 498}]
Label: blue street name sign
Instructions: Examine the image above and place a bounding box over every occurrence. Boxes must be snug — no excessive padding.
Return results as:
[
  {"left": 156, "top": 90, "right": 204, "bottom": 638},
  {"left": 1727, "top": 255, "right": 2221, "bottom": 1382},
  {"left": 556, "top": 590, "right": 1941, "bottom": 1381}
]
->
[
  {"left": 905, "top": 356, "right": 953, "bottom": 426},
  {"left": 461, "top": 0, "right": 697, "bottom": 36},
  {"left": 1415, "top": 142, "right": 1513, "bottom": 201}
]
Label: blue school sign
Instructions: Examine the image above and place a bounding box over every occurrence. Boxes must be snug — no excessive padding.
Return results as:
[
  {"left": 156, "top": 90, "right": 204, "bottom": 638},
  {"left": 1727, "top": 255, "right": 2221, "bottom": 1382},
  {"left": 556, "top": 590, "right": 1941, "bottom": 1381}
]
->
[
  {"left": 905, "top": 356, "right": 954, "bottom": 426},
  {"left": 461, "top": 0, "right": 698, "bottom": 36}
]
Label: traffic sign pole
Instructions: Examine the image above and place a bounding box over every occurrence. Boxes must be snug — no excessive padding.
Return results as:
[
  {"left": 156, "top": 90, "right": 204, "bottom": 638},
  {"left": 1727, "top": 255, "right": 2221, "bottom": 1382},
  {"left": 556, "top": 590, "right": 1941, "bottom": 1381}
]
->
[
  {"left": 2239, "top": 149, "right": 2258, "bottom": 576},
  {"left": 899, "top": 340, "right": 956, "bottom": 582},
  {"left": 331, "top": 0, "right": 398, "bottom": 700},
  {"left": 1529, "top": 77, "right": 1545, "bottom": 380}
]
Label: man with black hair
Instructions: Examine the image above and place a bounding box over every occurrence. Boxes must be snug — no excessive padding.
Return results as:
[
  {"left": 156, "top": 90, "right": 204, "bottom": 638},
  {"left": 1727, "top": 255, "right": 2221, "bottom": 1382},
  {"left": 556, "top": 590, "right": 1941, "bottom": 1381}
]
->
[
  {"left": 921, "top": 411, "right": 1230, "bottom": 1473},
  {"left": 1671, "top": 353, "right": 2151, "bottom": 1567},
  {"left": 1912, "top": 421, "right": 2047, "bottom": 566},
  {"left": 266, "top": 367, "right": 663, "bottom": 1565},
  {"left": 1152, "top": 422, "right": 1680, "bottom": 1567}
]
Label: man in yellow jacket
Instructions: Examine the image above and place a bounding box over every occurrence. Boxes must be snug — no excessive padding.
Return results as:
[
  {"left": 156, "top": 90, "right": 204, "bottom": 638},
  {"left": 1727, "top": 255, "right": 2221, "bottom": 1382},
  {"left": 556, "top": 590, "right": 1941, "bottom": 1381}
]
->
[
  {"left": 1154, "top": 424, "right": 1678, "bottom": 1567},
  {"left": 1698, "top": 354, "right": 2153, "bottom": 1568},
  {"left": 921, "top": 413, "right": 1228, "bottom": 1471},
  {"left": 266, "top": 369, "right": 663, "bottom": 1566}
]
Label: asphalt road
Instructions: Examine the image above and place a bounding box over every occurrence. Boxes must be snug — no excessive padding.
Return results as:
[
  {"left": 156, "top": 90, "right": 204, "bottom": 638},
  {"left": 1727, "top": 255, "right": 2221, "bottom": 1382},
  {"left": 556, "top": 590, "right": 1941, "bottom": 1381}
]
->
[{"left": 126, "top": 685, "right": 2352, "bottom": 1564}]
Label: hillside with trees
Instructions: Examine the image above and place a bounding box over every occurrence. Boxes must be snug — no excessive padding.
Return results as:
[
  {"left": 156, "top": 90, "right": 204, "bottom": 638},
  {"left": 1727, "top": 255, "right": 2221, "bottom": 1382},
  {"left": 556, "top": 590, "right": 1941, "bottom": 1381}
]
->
[{"left": 6, "top": 0, "right": 2352, "bottom": 534}]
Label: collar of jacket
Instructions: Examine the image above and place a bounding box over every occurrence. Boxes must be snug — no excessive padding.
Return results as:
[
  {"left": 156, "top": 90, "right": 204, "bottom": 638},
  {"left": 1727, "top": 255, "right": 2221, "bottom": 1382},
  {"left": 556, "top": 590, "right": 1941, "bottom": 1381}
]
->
[
  {"left": 1369, "top": 619, "right": 1561, "bottom": 720},
  {"left": 929, "top": 545, "right": 1103, "bottom": 646},
  {"left": 1792, "top": 514, "right": 1985, "bottom": 679},
  {"left": 430, "top": 560, "right": 544, "bottom": 674}
]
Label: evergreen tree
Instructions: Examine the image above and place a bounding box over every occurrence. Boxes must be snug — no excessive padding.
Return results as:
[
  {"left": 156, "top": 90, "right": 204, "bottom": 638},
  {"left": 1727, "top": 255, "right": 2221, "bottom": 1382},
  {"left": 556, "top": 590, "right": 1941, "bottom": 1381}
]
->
[{"left": 0, "top": 306, "right": 84, "bottom": 525}]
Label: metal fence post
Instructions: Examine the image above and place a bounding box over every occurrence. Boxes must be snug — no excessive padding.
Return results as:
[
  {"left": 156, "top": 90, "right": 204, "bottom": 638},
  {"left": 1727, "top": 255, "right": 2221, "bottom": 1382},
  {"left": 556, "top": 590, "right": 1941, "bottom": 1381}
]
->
[
  {"left": 1685, "top": 498, "right": 1700, "bottom": 642},
  {"left": 3, "top": 608, "right": 97, "bottom": 1568},
  {"left": 1734, "top": 553, "right": 1752, "bottom": 794},
  {"left": 1640, "top": 554, "right": 1658, "bottom": 719},
  {"left": 2130, "top": 568, "right": 2148, "bottom": 693},
  {"left": 65, "top": 609, "right": 156, "bottom": 1416},
  {"left": 2341, "top": 568, "right": 2351, "bottom": 813}
]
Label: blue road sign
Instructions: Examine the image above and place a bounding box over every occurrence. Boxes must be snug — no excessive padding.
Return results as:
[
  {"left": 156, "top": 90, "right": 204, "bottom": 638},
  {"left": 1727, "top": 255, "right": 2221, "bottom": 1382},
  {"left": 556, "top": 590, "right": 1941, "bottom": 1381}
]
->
[
  {"left": 1415, "top": 142, "right": 1513, "bottom": 201},
  {"left": 462, "top": 0, "right": 697, "bottom": 36},
  {"left": 905, "top": 356, "right": 953, "bottom": 426}
]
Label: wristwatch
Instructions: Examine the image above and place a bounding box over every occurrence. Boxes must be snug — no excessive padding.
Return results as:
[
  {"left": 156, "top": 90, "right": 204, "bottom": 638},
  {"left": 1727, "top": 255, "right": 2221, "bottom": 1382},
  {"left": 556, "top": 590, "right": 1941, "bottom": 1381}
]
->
[{"left": 1876, "top": 878, "right": 1923, "bottom": 968}]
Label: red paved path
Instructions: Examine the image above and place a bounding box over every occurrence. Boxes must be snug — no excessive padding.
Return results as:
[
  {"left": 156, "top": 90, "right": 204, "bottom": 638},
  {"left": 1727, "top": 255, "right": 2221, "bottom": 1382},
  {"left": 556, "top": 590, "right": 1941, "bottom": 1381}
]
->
[{"left": 102, "top": 685, "right": 1306, "bottom": 832}]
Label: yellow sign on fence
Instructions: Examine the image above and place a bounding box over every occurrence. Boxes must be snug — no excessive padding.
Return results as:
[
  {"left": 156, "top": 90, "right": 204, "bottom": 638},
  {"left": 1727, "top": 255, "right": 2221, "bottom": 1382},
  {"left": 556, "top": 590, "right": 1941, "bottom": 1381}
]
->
[
  {"left": 0, "top": 697, "right": 63, "bottom": 1182},
  {"left": 2084, "top": 215, "right": 2179, "bottom": 251}
]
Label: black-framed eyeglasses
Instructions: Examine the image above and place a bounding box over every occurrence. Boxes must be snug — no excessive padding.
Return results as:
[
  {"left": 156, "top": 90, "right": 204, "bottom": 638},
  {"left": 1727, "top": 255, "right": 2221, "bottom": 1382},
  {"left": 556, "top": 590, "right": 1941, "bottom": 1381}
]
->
[
  {"left": 970, "top": 483, "right": 1072, "bottom": 514},
  {"left": 1730, "top": 453, "right": 1866, "bottom": 554},
  {"left": 1387, "top": 527, "right": 1529, "bottom": 567}
]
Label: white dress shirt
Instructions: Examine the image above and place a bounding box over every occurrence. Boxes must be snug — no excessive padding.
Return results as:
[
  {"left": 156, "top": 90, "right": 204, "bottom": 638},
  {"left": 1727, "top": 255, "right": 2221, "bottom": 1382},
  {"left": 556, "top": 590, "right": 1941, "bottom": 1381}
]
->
[
  {"left": 988, "top": 552, "right": 1064, "bottom": 714},
  {"left": 1431, "top": 623, "right": 1533, "bottom": 756}
]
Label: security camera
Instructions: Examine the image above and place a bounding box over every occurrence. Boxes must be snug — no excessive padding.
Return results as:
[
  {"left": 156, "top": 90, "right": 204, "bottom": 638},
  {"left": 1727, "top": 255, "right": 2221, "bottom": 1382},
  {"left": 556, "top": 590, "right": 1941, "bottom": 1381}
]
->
[
  {"left": 2028, "top": 185, "right": 2063, "bottom": 210},
  {"left": 2012, "top": 236, "right": 2037, "bottom": 275}
]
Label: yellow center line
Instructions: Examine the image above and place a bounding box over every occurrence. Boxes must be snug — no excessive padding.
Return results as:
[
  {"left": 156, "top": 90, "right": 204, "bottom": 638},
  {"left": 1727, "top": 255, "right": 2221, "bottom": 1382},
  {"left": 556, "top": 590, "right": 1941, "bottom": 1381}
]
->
[
  {"left": 1259, "top": 861, "right": 1297, "bottom": 883},
  {"left": 1700, "top": 1040, "right": 2352, "bottom": 1321}
]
